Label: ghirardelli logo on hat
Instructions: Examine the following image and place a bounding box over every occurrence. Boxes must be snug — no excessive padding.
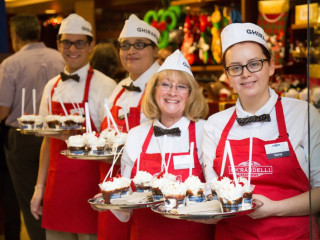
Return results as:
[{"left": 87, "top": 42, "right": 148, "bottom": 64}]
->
[
  {"left": 82, "top": 26, "right": 92, "bottom": 33},
  {"left": 183, "top": 61, "right": 190, "bottom": 69},
  {"left": 137, "top": 27, "right": 159, "bottom": 41},
  {"left": 246, "top": 29, "right": 265, "bottom": 41}
]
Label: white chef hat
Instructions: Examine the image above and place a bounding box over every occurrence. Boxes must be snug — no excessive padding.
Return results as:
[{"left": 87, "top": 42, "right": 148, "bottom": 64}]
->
[
  {"left": 58, "top": 13, "right": 93, "bottom": 37},
  {"left": 119, "top": 14, "right": 160, "bottom": 45},
  {"left": 158, "top": 49, "right": 193, "bottom": 77},
  {"left": 221, "top": 23, "right": 268, "bottom": 54}
]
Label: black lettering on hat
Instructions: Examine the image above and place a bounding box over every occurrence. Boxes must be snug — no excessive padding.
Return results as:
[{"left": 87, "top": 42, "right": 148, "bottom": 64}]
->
[
  {"left": 183, "top": 61, "right": 190, "bottom": 69},
  {"left": 246, "top": 29, "right": 265, "bottom": 41},
  {"left": 137, "top": 27, "right": 158, "bottom": 41},
  {"left": 82, "top": 26, "right": 92, "bottom": 33}
]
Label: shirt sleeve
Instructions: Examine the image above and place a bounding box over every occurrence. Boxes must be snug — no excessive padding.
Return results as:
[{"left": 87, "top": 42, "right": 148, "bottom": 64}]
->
[
  {"left": 202, "top": 113, "right": 227, "bottom": 183},
  {"left": 308, "top": 104, "right": 320, "bottom": 188},
  {"left": 0, "top": 59, "right": 16, "bottom": 107}
]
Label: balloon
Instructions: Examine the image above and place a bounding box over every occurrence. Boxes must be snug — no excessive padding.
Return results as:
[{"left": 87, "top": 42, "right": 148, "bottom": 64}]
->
[{"left": 144, "top": 10, "right": 158, "bottom": 24}]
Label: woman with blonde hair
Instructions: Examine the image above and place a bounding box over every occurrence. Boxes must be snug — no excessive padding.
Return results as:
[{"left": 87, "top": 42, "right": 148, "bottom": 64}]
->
[{"left": 102, "top": 50, "right": 214, "bottom": 240}]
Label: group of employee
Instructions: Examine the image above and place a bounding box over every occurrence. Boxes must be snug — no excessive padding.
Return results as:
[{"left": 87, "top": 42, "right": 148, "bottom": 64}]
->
[{"left": 0, "top": 10, "right": 319, "bottom": 240}]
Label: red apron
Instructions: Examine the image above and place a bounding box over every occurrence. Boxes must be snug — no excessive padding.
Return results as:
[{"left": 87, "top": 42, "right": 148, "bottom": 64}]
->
[
  {"left": 129, "top": 122, "right": 215, "bottom": 240},
  {"left": 214, "top": 98, "right": 319, "bottom": 240},
  {"left": 42, "top": 67, "right": 100, "bottom": 234},
  {"left": 98, "top": 88, "right": 144, "bottom": 239}
]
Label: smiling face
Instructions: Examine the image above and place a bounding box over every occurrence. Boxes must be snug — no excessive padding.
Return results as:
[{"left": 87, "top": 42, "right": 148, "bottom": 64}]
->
[
  {"left": 57, "top": 34, "right": 94, "bottom": 73},
  {"left": 119, "top": 37, "right": 158, "bottom": 80},
  {"left": 155, "top": 71, "right": 190, "bottom": 126},
  {"left": 224, "top": 42, "right": 275, "bottom": 110}
]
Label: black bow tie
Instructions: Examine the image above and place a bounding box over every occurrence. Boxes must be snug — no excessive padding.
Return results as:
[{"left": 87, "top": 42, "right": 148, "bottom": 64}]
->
[
  {"left": 122, "top": 82, "right": 141, "bottom": 92},
  {"left": 60, "top": 72, "right": 80, "bottom": 82},
  {"left": 236, "top": 114, "right": 271, "bottom": 126},
  {"left": 153, "top": 125, "right": 181, "bottom": 137}
]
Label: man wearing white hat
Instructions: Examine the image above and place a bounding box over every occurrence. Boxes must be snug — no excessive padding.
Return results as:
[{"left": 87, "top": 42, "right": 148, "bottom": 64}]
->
[
  {"left": 94, "top": 50, "right": 215, "bottom": 240},
  {"left": 31, "top": 13, "right": 116, "bottom": 240},
  {"left": 97, "top": 14, "right": 160, "bottom": 239},
  {"left": 202, "top": 22, "right": 320, "bottom": 239}
]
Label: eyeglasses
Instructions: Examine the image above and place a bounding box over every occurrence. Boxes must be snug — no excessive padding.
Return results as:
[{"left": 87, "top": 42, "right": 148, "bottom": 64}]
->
[
  {"left": 225, "top": 59, "right": 270, "bottom": 76},
  {"left": 59, "top": 40, "right": 89, "bottom": 49},
  {"left": 119, "top": 41, "right": 154, "bottom": 50},
  {"left": 157, "top": 82, "right": 190, "bottom": 94}
]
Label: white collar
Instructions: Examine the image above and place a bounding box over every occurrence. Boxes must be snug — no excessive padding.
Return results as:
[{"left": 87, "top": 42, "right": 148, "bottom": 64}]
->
[
  {"left": 153, "top": 116, "right": 190, "bottom": 133},
  {"left": 236, "top": 88, "right": 278, "bottom": 117},
  {"left": 129, "top": 61, "right": 160, "bottom": 89},
  {"left": 64, "top": 63, "right": 90, "bottom": 82}
]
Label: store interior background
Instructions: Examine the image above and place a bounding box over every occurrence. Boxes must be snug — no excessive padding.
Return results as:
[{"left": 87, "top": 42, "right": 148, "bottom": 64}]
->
[
  {"left": 1, "top": 0, "right": 320, "bottom": 107},
  {"left": 0, "top": 0, "right": 320, "bottom": 239}
]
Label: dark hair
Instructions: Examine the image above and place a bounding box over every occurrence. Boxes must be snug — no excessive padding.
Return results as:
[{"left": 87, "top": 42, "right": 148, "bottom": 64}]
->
[
  {"left": 10, "top": 14, "right": 40, "bottom": 41},
  {"left": 90, "top": 42, "right": 121, "bottom": 79},
  {"left": 57, "top": 34, "right": 93, "bottom": 44},
  {"left": 222, "top": 42, "right": 271, "bottom": 67}
]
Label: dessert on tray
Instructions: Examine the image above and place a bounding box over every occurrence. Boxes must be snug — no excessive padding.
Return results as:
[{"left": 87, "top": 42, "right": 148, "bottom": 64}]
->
[
  {"left": 17, "top": 114, "right": 43, "bottom": 130},
  {"left": 133, "top": 171, "right": 153, "bottom": 192},
  {"left": 161, "top": 181, "right": 187, "bottom": 211},
  {"left": 151, "top": 172, "right": 176, "bottom": 201},
  {"left": 66, "top": 134, "right": 86, "bottom": 155},
  {"left": 86, "top": 133, "right": 106, "bottom": 155},
  {"left": 99, "top": 174, "right": 131, "bottom": 204},
  {"left": 210, "top": 176, "right": 254, "bottom": 212},
  {"left": 184, "top": 175, "right": 205, "bottom": 206}
]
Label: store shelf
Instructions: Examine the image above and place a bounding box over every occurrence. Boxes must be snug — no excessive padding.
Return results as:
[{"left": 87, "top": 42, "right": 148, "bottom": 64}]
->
[
  {"left": 171, "top": 0, "right": 220, "bottom": 5},
  {"left": 291, "top": 23, "right": 316, "bottom": 30},
  {"left": 191, "top": 65, "right": 224, "bottom": 72}
]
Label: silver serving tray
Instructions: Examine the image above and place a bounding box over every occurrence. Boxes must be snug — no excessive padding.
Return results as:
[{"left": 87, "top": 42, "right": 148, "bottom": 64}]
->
[
  {"left": 88, "top": 196, "right": 162, "bottom": 210},
  {"left": 17, "top": 128, "right": 39, "bottom": 135},
  {"left": 37, "top": 127, "right": 85, "bottom": 136},
  {"left": 151, "top": 199, "right": 263, "bottom": 220},
  {"left": 60, "top": 150, "right": 120, "bottom": 162}
]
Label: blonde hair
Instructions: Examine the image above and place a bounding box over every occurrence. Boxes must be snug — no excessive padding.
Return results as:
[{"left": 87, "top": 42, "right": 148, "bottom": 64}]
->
[{"left": 142, "top": 70, "right": 208, "bottom": 121}]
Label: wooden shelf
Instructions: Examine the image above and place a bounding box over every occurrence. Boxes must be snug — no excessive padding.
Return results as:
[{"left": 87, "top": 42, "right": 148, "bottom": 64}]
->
[
  {"left": 191, "top": 65, "right": 224, "bottom": 72},
  {"left": 291, "top": 23, "right": 316, "bottom": 30},
  {"left": 171, "top": 0, "right": 219, "bottom": 5}
]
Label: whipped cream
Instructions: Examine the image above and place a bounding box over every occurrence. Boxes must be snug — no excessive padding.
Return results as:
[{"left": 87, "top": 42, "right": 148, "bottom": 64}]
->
[
  {"left": 184, "top": 175, "right": 205, "bottom": 195},
  {"left": 133, "top": 171, "right": 153, "bottom": 185},
  {"left": 161, "top": 181, "right": 187, "bottom": 196},
  {"left": 66, "top": 135, "right": 85, "bottom": 147}
]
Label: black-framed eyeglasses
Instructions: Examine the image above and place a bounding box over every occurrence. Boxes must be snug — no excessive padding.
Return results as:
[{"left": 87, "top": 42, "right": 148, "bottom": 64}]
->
[
  {"left": 225, "top": 59, "right": 270, "bottom": 76},
  {"left": 119, "top": 41, "right": 154, "bottom": 50},
  {"left": 59, "top": 40, "right": 89, "bottom": 49},
  {"left": 156, "top": 82, "right": 190, "bottom": 94}
]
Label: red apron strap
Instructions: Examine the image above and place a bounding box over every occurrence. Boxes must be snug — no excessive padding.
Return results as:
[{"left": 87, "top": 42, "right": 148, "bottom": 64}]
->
[
  {"left": 188, "top": 122, "right": 197, "bottom": 152},
  {"left": 50, "top": 77, "right": 61, "bottom": 99},
  {"left": 274, "top": 97, "right": 288, "bottom": 138},
  {"left": 216, "top": 111, "right": 237, "bottom": 153},
  {"left": 113, "top": 88, "right": 125, "bottom": 107},
  {"left": 142, "top": 126, "right": 154, "bottom": 153},
  {"left": 83, "top": 66, "right": 94, "bottom": 103}
]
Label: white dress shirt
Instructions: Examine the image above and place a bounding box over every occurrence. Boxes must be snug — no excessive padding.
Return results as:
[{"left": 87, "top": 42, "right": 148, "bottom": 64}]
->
[
  {"left": 39, "top": 64, "right": 117, "bottom": 132},
  {"left": 203, "top": 88, "right": 320, "bottom": 188},
  {"left": 121, "top": 117, "right": 206, "bottom": 180},
  {"left": 106, "top": 61, "right": 160, "bottom": 125}
]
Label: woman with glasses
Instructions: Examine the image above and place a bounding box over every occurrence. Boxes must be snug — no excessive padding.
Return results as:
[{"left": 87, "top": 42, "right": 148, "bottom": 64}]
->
[
  {"left": 202, "top": 23, "right": 320, "bottom": 239},
  {"left": 97, "top": 14, "right": 161, "bottom": 239},
  {"left": 102, "top": 50, "right": 215, "bottom": 240}
]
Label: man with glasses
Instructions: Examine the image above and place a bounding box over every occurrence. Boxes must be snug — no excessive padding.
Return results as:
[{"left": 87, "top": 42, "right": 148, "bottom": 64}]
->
[
  {"left": 31, "top": 13, "right": 116, "bottom": 240},
  {"left": 98, "top": 14, "right": 160, "bottom": 239},
  {"left": 0, "top": 13, "right": 64, "bottom": 240}
]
